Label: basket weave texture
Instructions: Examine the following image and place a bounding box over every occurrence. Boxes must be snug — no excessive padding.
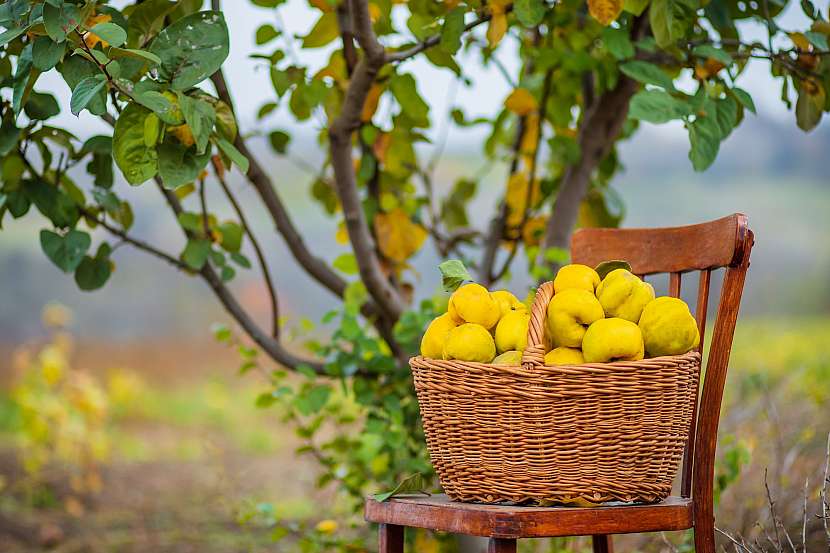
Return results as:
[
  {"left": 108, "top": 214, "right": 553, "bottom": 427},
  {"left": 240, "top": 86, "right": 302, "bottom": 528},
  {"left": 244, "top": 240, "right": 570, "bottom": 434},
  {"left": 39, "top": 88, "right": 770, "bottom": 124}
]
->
[{"left": 410, "top": 281, "right": 701, "bottom": 505}]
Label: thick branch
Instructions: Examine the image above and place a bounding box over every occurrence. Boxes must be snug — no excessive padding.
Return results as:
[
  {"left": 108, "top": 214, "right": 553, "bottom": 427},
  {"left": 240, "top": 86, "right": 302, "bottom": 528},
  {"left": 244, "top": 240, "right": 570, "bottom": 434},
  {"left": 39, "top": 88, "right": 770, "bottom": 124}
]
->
[
  {"left": 538, "top": 15, "right": 648, "bottom": 276},
  {"left": 327, "top": 0, "right": 406, "bottom": 321}
]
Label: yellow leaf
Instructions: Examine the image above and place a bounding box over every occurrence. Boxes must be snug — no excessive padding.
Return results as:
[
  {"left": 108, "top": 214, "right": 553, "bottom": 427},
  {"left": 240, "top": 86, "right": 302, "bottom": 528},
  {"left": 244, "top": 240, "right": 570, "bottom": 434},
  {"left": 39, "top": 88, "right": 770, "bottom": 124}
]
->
[
  {"left": 314, "top": 52, "right": 348, "bottom": 86},
  {"left": 374, "top": 208, "right": 428, "bottom": 263},
  {"left": 362, "top": 84, "right": 384, "bottom": 122},
  {"left": 520, "top": 113, "right": 540, "bottom": 155},
  {"left": 789, "top": 32, "right": 811, "bottom": 51},
  {"left": 487, "top": 12, "right": 508, "bottom": 48},
  {"left": 505, "top": 172, "right": 540, "bottom": 229},
  {"left": 83, "top": 13, "right": 112, "bottom": 49},
  {"left": 694, "top": 58, "right": 725, "bottom": 80},
  {"left": 368, "top": 2, "right": 381, "bottom": 22},
  {"left": 373, "top": 132, "right": 392, "bottom": 163},
  {"left": 504, "top": 88, "right": 538, "bottom": 115},
  {"left": 588, "top": 0, "right": 623, "bottom": 25},
  {"left": 336, "top": 221, "right": 349, "bottom": 245},
  {"left": 522, "top": 215, "right": 548, "bottom": 247},
  {"left": 169, "top": 124, "right": 195, "bottom": 147}
]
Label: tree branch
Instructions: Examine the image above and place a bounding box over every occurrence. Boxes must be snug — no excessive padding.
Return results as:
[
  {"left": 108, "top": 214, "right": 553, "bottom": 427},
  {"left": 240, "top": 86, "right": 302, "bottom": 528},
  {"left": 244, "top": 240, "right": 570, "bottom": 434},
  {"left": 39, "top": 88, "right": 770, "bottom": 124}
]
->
[
  {"left": 327, "top": 0, "right": 406, "bottom": 322},
  {"left": 155, "top": 179, "right": 327, "bottom": 374},
  {"left": 538, "top": 14, "right": 649, "bottom": 277},
  {"left": 213, "top": 159, "right": 281, "bottom": 339},
  {"left": 387, "top": 10, "right": 501, "bottom": 63}
]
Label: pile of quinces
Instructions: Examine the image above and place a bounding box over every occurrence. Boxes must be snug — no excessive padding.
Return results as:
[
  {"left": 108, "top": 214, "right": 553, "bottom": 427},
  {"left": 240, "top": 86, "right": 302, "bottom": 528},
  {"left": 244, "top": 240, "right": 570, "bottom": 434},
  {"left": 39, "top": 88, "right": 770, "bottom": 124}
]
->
[{"left": 420, "top": 263, "right": 700, "bottom": 365}]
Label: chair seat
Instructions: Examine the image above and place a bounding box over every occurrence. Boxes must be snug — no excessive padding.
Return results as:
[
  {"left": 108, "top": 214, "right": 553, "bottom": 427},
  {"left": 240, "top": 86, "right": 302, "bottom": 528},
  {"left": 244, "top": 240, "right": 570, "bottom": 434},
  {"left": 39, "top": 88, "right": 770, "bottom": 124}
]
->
[{"left": 364, "top": 494, "right": 694, "bottom": 539}]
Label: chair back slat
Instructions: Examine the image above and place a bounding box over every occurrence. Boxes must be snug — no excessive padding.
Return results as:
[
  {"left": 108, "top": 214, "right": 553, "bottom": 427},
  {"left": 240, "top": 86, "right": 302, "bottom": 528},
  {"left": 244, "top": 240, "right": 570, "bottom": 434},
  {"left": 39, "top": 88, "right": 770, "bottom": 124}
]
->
[
  {"left": 570, "top": 214, "right": 753, "bottom": 505},
  {"left": 669, "top": 272, "right": 682, "bottom": 297}
]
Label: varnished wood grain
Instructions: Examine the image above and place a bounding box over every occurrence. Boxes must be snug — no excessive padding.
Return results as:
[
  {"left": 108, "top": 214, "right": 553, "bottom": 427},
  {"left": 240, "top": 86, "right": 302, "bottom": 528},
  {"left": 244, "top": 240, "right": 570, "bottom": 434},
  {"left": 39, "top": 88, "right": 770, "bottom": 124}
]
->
[
  {"left": 378, "top": 523, "right": 404, "bottom": 553},
  {"left": 571, "top": 214, "right": 742, "bottom": 275},
  {"left": 669, "top": 272, "right": 682, "bottom": 297},
  {"left": 365, "top": 495, "right": 694, "bottom": 538}
]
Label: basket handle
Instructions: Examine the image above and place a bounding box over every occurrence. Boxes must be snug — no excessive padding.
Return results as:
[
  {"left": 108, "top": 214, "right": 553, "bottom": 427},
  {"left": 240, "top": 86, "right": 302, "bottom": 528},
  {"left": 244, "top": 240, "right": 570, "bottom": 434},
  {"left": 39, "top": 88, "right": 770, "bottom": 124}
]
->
[{"left": 521, "top": 280, "right": 555, "bottom": 370}]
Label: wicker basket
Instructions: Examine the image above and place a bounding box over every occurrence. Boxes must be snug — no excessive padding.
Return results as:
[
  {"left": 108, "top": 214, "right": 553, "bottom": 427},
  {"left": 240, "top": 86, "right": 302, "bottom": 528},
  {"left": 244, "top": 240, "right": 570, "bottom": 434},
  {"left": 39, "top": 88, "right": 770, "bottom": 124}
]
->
[{"left": 410, "top": 281, "right": 701, "bottom": 505}]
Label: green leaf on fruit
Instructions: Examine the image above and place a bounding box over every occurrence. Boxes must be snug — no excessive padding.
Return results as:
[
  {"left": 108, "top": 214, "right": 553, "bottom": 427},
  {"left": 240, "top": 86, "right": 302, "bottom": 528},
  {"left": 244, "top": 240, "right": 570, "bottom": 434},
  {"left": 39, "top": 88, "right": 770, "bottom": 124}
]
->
[
  {"left": 595, "top": 260, "right": 632, "bottom": 280},
  {"left": 439, "top": 259, "right": 472, "bottom": 292}
]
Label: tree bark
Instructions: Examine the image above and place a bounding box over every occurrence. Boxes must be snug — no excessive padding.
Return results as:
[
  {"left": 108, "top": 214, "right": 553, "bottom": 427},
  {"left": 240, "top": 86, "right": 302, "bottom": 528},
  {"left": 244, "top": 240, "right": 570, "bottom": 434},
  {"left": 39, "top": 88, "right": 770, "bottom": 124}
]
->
[{"left": 538, "top": 15, "right": 648, "bottom": 278}]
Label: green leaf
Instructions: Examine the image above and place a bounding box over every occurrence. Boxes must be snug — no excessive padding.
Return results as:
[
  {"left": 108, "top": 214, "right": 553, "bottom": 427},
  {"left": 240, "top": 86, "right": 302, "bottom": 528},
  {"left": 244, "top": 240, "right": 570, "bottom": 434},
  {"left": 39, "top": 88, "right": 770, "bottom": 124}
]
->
[
  {"left": 113, "top": 103, "right": 159, "bottom": 185},
  {"left": 294, "top": 384, "right": 331, "bottom": 416},
  {"left": 90, "top": 22, "right": 127, "bottom": 47},
  {"left": 126, "top": 0, "right": 176, "bottom": 47},
  {"left": 373, "top": 473, "right": 430, "bottom": 502},
  {"left": 134, "top": 90, "right": 183, "bottom": 125},
  {"left": 333, "top": 253, "right": 359, "bottom": 275},
  {"left": 149, "top": 11, "right": 229, "bottom": 90},
  {"left": 301, "top": 12, "right": 339, "bottom": 48},
  {"left": 26, "top": 179, "right": 79, "bottom": 228},
  {"left": 595, "top": 260, "right": 632, "bottom": 280},
  {"left": 178, "top": 93, "right": 215, "bottom": 154},
  {"left": 32, "top": 36, "right": 65, "bottom": 70},
  {"left": 58, "top": 56, "right": 107, "bottom": 116},
  {"left": 43, "top": 2, "right": 81, "bottom": 43},
  {"left": 231, "top": 252, "right": 251, "bottom": 269},
  {"left": 624, "top": 0, "right": 650, "bottom": 15},
  {"left": 731, "top": 87, "right": 756, "bottom": 114},
  {"left": 628, "top": 89, "right": 692, "bottom": 123},
  {"left": 795, "top": 82, "right": 825, "bottom": 132},
  {"left": 108, "top": 47, "right": 162, "bottom": 66},
  {"left": 804, "top": 31, "right": 829, "bottom": 51},
  {"left": 70, "top": 75, "right": 107, "bottom": 116},
  {"left": 218, "top": 221, "right": 243, "bottom": 253},
  {"left": 255, "top": 24, "right": 279, "bottom": 45},
  {"left": 0, "top": 116, "right": 20, "bottom": 157},
  {"left": 157, "top": 140, "right": 211, "bottom": 189},
  {"left": 390, "top": 73, "right": 430, "bottom": 128},
  {"left": 74, "top": 244, "right": 112, "bottom": 291},
  {"left": 24, "top": 91, "right": 60, "bottom": 120},
  {"left": 620, "top": 60, "right": 675, "bottom": 90},
  {"left": 40, "top": 229, "right": 91, "bottom": 273},
  {"left": 715, "top": 96, "right": 738, "bottom": 139},
  {"left": 268, "top": 130, "right": 291, "bottom": 153},
  {"left": 439, "top": 259, "right": 472, "bottom": 292},
  {"left": 688, "top": 117, "right": 720, "bottom": 171},
  {"left": 440, "top": 8, "right": 465, "bottom": 54},
  {"left": 602, "top": 27, "right": 634, "bottom": 60},
  {"left": 0, "top": 26, "right": 27, "bottom": 48},
  {"left": 216, "top": 137, "right": 249, "bottom": 174},
  {"left": 515, "top": 0, "right": 547, "bottom": 26},
  {"left": 182, "top": 238, "right": 210, "bottom": 270},
  {"left": 12, "top": 43, "right": 33, "bottom": 117},
  {"left": 692, "top": 44, "right": 733, "bottom": 66},
  {"left": 649, "top": 0, "right": 677, "bottom": 48}
]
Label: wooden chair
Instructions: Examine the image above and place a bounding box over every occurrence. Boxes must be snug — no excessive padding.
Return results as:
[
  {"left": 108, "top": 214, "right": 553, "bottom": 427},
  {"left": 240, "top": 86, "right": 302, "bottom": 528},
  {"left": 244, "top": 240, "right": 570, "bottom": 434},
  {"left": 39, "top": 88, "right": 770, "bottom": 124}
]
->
[{"left": 365, "top": 213, "right": 754, "bottom": 553}]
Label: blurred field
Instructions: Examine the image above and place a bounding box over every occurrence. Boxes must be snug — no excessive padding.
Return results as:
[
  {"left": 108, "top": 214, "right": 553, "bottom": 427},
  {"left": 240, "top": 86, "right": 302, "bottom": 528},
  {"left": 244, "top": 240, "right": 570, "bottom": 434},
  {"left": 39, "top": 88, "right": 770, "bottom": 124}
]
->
[{"left": 0, "top": 315, "right": 827, "bottom": 552}]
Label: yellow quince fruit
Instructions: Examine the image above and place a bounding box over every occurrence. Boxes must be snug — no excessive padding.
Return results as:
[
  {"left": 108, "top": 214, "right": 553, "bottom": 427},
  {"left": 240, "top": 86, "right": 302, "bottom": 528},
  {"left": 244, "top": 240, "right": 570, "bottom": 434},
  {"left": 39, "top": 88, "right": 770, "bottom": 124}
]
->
[
  {"left": 639, "top": 297, "right": 700, "bottom": 357},
  {"left": 442, "top": 323, "right": 496, "bottom": 362},
  {"left": 553, "top": 264, "right": 600, "bottom": 293},
  {"left": 544, "top": 347, "right": 585, "bottom": 366},
  {"left": 582, "top": 318, "right": 644, "bottom": 363},
  {"left": 595, "top": 269, "right": 655, "bottom": 323},
  {"left": 420, "top": 313, "right": 457, "bottom": 359},
  {"left": 494, "top": 310, "right": 530, "bottom": 353},
  {"left": 493, "top": 350, "right": 523, "bottom": 365},
  {"left": 447, "top": 283, "right": 501, "bottom": 329},
  {"left": 546, "top": 289, "right": 604, "bottom": 348},
  {"left": 491, "top": 290, "right": 528, "bottom": 318}
]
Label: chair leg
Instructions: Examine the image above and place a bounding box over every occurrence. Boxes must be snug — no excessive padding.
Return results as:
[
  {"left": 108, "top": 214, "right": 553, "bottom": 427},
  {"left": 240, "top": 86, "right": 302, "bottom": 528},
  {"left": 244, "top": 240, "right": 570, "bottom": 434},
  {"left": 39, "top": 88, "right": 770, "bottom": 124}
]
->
[
  {"left": 488, "top": 537, "right": 517, "bottom": 552},
  {"left": 379, "top": 523, "right": 404, "bottom": 553},
  {"left": 694, "top": 520, "right": 716, "bottom": 553},
  {"left": 592, "top": 534, "right": 613, "bottom": 553}
]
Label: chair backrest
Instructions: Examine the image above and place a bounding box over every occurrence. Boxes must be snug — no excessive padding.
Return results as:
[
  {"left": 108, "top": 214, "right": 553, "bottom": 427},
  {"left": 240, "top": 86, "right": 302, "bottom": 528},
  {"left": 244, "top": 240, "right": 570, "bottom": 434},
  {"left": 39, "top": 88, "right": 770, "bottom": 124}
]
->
[{"left": 570, "top": 213, "right": 754, "bottom": 506}]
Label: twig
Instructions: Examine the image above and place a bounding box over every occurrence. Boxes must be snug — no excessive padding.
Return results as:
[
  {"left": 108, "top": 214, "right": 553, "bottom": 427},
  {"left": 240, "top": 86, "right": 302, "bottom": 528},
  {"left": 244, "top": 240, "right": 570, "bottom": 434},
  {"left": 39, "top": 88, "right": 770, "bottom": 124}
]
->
[
  {"left": 822, "top": 432, "right": 830, "bottom": 545},
  {"left": 213, "top": 160, "right": 281, "bottom": 339}
]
